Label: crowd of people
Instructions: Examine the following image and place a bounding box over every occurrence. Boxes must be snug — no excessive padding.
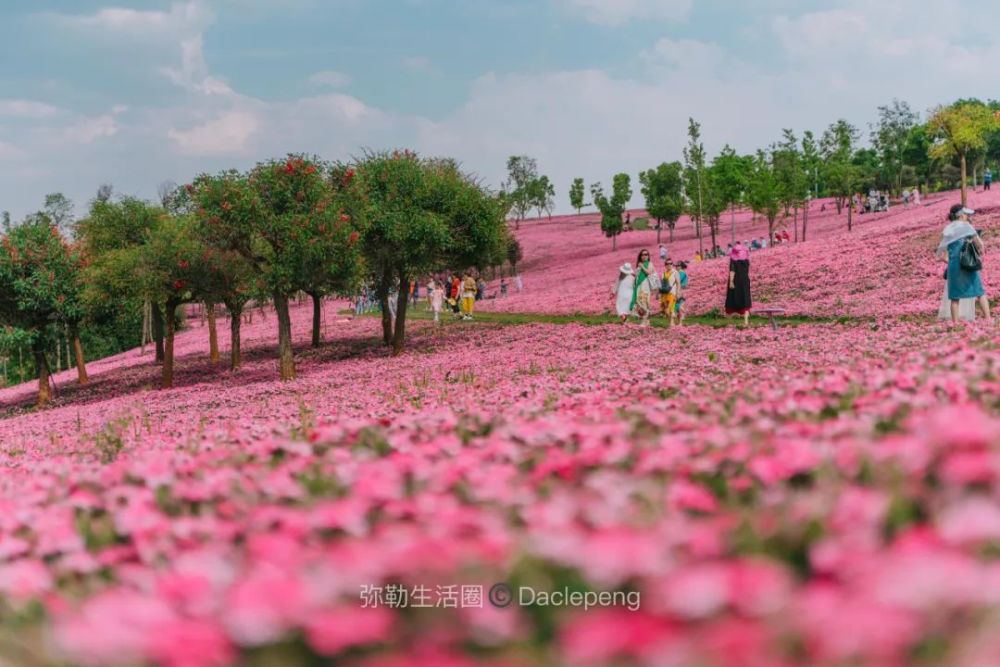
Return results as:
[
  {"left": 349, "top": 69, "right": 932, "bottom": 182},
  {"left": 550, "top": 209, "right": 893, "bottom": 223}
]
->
[
  {"left": 354, "top": 272, "right": 524, "bottom": 324},
  {"left": 612, "top": 242, "right": 754, "bottom": 327}
]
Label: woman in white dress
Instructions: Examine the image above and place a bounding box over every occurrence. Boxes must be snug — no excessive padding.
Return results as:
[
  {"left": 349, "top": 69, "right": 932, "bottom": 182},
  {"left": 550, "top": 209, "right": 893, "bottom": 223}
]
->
[{"left": 613, "top": 263, "right": 636, "bottom": 324}]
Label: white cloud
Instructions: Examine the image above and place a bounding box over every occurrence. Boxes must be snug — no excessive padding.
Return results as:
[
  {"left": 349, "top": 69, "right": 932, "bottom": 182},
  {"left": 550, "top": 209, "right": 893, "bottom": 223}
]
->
[
  {"left": 5, "top": 0, "right": 1000, "bottom": 222},
  {"left": 0, "top": 100, "right": 61, "bottom": 119},
  {"left": 560, "top": 0, "right": 692, "bottom": 26},
  {"left": 55, "top": 1, "right": 213, "bottom": 37},
  {"left": 641, "top": 37, "right": 724, "bottom": 73},
  {"left": 402, "top": 56, "right": 433, "bottom": 73},
  {"left": 167, "top": 111, "right": 260, "bottom": 156},
  {"left": 64, "top": 115, "right": 118, "bottom": 144},
  {"left": 308, "top": 70, "right": 352, "bottom": 88},
  {"left": 160, "top": 36, "right": 234, "bottom": 95},
  {"left": 0, "top": 141, "right": 25, "bottom": 160}
]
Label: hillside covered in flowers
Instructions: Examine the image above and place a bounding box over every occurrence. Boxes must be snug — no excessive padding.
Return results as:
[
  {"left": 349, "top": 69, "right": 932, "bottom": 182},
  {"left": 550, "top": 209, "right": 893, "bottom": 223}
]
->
[{"left": 1, "top": 190, "right": 1000, "bottom": 666}]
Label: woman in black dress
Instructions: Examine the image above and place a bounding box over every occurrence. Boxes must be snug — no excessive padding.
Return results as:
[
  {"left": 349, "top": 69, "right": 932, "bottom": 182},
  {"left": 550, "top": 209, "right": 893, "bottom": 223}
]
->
[{"left": 725, "top": 242, "right": 751, "bottom": 326}]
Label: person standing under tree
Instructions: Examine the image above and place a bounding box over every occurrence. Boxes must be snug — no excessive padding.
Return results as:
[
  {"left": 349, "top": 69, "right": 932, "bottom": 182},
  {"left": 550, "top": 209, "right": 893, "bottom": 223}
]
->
[
  {"left": 985, "top": 168, "right": 993, "bottom": 191},
  {"left": 429, "top": 279, "right": 444, "bottom": 324},
  {"left": 725, "top": 242, "right": 752, "bottom": 326}
]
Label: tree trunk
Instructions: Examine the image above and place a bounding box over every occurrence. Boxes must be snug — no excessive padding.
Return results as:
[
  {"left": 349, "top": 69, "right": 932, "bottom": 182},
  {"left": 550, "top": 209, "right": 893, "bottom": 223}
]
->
[
  {"left": 656, "top": 221, "right": 662, "bottom": 245},
  {"left": 379, "top": 285, "right": 392, "bottom": 346},
  {"left": 310, "top": 292, "right": 322, "bottom": 347},
  {"left": 229, "top": 305, "right": 242, "bottom": 370},
  {"left": 730, "top": 205, "right": 736, "bottom": 245},
  {"left": 151, "top": 303, "right": 165, "bottom": 363},
  {"left": 33, "top": 342, "right": 51, "bottom": 407},
  {"left": 793, "top": 207, "right": 799, "bottom": 243},
  {"left": 802, "top": 202, "right": 809, "bottom": 242},
  {"left": 391, "top": 271, "right": 409, "bottom": 357},
  {"left": 709, "top": 220, "right": 717, "bottom": 255},
  {"left": 206, "top": 302, "right": 219, "bottom": 363},
  {"left": 961, "top": 153, "right": 968, "bottom": 206},
  {"left": 847, "top": 196, "right": 854, "bottom": 232},
  {"left": 162, "top": 301, "right": 178, "bottom": 389},
  {"left": 835, "top": 197, "right": 843, "bottom": 215},
  {"left": 273, "top": 291, "right": 296, "bottom": 381},
  {"left": 669, "top": 224, "right": 675, "bottom": 242},
  {"left": 72, "top": 329, "right": 88, "bottom": 385}
]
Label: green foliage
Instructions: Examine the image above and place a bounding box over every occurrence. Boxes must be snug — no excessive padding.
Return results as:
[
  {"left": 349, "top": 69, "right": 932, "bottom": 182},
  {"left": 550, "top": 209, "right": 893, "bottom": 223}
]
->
[
  {"left": 0, "top": 218, "right": 80, "bottom": 344},
  {"left": 569, "top": 177, "right": 586, "bottom": 214},
  {"left": 821, "top": 119, "right": 862, "bottom": 214},
  {"left": 503, "top": 155, "right": 539, "bottom": 225},
  {"left": 638, "top": 162, "right": 684, "bottom": 236},
  {"left": 927, "top": 102, "right": 998, "bottom": 161},
  {"left": 871, "top": 99, "right": 917, "bottom": 195},
  {"left": 774, "top": 129, "right": 806, "bottom": 212},
  {"left": 530, "top": 175, "right": 555, "bottom": 219},
  {"left": 683, "top": 118, "right": 710, "bottom": 250},
  {"left": 591, "top": 174, "right": 631, "bottom": 245},
  {"left": 746, "top": 150, "right": 781, "bottom": 241},
  {"left": 351, "top": 150, "right": 508, "bottom": 351}
]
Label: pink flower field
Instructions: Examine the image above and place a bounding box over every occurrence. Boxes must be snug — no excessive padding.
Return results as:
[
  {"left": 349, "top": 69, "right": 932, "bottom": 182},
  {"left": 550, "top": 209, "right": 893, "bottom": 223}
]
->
[
  {"left": 484, "top": 187, "right": 1000, "bottom": 319},
  {"left": 3, "top": 194, "right": 1000, "bottom": 666}
]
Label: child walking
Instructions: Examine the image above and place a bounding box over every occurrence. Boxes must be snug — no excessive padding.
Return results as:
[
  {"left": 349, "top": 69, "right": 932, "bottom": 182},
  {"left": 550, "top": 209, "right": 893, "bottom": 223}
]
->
[{"left": 430, "top": 280, "right": 444, "bottom": 324}]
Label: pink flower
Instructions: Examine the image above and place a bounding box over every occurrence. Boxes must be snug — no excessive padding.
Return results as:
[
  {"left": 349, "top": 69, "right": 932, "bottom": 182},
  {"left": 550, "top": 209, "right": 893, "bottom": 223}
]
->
[{"left": 304, "top": 607, "right": 393, "bottom": 656}]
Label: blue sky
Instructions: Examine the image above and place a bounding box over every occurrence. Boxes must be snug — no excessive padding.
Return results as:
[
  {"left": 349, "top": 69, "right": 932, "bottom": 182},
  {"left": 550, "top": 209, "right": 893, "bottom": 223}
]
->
[{"left": 0, "top": 0, "right": 998, "bottom": 220}]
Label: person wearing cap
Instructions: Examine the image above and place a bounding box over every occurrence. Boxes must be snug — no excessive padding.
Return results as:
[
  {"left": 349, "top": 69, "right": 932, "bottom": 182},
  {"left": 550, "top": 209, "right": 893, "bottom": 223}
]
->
[
  {"left": 612, "top": 262, "right": 636, "bottom": 324},
  {"left": 937, "top": 204, "right": 989, "bottom": 324}
]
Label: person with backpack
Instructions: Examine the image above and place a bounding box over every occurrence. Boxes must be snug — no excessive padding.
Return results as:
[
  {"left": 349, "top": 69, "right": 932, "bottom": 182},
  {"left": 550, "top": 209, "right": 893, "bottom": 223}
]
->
[
  {"left": 659, "top": 258, "right": 681, "bottom": 325},
  {"left": 938, "top": 204, "right": 989, "bottom": 324}
]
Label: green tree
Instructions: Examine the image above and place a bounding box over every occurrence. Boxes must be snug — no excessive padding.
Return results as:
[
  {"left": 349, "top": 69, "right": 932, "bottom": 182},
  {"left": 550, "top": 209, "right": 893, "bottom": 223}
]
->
[
  {"left": 590, "top": 174, "right": 632, "bottom": 250},
  {"left": 531, "top": 175, "right": 555, "bottom": 219},
  {"left": 711, "top": 146, "right": 749, "bottom": 246},
  {"left": 76, "top": 196, "right": 167, "bottom": 362},
  {"left": 745, "top": 150, "right": 782, "bottom": 244},
  {"left": 800, "top": 131, "right": 821, "bottom": 241},
  {"left": 43, "top": 193, "right": 75, "bottom": 234},
  {"left": 0, "top": 218, "right": 81, "bottom": 405},
  {"left": 774, "top": 129, "right": 806, "bottom": 242},
  {"left": 503, "top": 155, "right": 538, "bottom": 229},
  {"left": 871, "top": 99, "right": 917, "bottom": 196},
  {"left": 639, "top": 162, "right": 684, "bottom": 244},
  {"left": 352, "top": 150, "right": 508, "bottom": 355},
  {"left": 683, "top": 118, "right": 708, "bottom": 255},
  {"left": 927, "top": 102, "right": 1000, "bottom": 206},
  {"left": 569, "top": 178, "right": 586, "bottom": 214},
  {"left": 821, "top": 119, "right": 862, "bottom": 230},
  {"left": 193, "top": 155, "right": 358, "bottom": 380}
]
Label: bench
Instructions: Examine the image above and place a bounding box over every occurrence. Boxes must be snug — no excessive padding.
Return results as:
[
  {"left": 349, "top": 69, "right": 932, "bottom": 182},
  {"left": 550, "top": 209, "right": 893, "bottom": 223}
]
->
[{"left": 755, "top": 307, "right": 786, "bottom": 331}]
